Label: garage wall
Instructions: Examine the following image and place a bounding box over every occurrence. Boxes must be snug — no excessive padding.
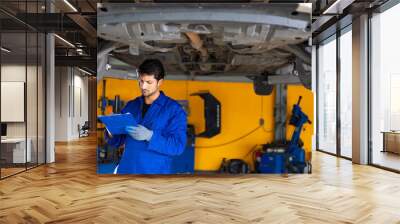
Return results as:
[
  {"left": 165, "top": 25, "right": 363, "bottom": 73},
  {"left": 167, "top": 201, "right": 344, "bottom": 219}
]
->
[{"left": 98, "top": 78, "right": 313, "bottom": 171}]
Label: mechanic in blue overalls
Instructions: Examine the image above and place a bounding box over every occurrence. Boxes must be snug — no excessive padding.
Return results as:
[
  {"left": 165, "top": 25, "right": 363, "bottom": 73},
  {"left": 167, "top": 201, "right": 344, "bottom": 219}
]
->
[{"left": 105, "top": 59, "right": 187, "bottom": 174}]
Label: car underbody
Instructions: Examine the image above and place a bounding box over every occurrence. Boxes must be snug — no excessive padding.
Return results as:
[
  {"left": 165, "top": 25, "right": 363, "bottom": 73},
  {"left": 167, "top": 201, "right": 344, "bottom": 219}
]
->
[{"left": 97, "top": 3, "right": 312, "bottom": 94}]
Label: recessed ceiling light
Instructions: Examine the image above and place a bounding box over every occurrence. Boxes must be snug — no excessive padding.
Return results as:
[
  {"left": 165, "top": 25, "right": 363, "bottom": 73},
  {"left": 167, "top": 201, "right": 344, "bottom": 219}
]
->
[
  {"left": 63, "top": 0, "right": 78, "bottom": 12},
  {"left": 78, "top": 67, "right": 92, "bottom": 76},
  {"left": 1, "top": 47, "right": 11, "bottom": 53},
  {"left": 323, "top": 0, "right": 354, "bottom": 15},
  {"left": 54, "top": 34, "right": 75, "bottom": 48}
]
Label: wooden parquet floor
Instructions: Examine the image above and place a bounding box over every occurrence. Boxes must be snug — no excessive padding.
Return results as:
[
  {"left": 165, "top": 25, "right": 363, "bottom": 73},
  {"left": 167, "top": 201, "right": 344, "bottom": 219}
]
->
[{"left": 1, "top": 135, "right": 400, "bottom": 224}]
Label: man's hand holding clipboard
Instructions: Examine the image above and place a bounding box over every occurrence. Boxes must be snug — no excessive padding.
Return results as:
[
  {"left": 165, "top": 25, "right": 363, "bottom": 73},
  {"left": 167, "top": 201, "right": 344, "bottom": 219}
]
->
[{"left": 98, "top": 113, "right": 138, "bottom": 137}]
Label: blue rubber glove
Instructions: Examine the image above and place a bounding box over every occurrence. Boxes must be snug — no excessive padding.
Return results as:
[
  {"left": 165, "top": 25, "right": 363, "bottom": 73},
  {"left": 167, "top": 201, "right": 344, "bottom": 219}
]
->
[{"left": 125, "top": 125, "right": 153, "bottom": 141}]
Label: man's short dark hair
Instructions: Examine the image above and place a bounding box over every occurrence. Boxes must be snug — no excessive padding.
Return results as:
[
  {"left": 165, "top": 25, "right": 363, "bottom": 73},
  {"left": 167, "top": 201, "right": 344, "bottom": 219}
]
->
[{"left": 138, "top": 59, "right": 165, "bottom": 81}]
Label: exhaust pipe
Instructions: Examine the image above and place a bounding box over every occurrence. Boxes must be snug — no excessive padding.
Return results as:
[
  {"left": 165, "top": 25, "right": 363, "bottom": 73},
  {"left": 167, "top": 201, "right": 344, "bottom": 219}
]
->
[{"left": 185, "top": 32, "right": 211, "bottom": 72}]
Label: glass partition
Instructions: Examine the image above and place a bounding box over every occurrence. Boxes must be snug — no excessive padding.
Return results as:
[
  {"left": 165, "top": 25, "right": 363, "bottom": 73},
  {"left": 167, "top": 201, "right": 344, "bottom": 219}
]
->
[
  {"left": 339, "top": 27, "right": 352, "bottom": 158},
  {"left": 0, "top": 1, "right": 46, "bottom": 179},
  {"left": 317, "top": 35, "right": 337, "bottom": 155},
  {"left": 1, "top": 31, "right": 28, "bottom": 177},
  {"left": 370, "top": 3, "right": 400, "bottom": 171}
]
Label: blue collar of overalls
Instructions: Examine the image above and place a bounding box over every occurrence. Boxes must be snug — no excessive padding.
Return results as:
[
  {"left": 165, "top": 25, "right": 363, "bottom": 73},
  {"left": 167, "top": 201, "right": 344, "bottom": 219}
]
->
[{"left": 139, "top": 91, "right": 167, "bottom": 107}]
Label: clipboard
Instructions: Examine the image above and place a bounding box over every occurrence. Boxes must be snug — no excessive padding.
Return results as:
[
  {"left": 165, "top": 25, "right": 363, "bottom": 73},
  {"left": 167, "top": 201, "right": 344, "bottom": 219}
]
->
[{"left": 98, "top": 113, "right": 138, "bottom": 135}]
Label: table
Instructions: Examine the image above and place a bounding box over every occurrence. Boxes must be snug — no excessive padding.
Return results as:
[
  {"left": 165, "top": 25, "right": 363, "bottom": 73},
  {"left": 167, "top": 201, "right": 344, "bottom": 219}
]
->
[
  {"left": 381, "top": 131, "right": 400, "bottom": 154},
  {"left": 1, "top": 138, "right": 32, "bottom": 163}
]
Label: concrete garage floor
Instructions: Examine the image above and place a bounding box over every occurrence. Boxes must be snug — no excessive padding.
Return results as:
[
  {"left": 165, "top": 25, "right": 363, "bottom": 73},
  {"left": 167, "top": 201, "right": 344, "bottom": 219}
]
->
[{"left": 0, "top": 135, "right": 400, "bottom": 223}]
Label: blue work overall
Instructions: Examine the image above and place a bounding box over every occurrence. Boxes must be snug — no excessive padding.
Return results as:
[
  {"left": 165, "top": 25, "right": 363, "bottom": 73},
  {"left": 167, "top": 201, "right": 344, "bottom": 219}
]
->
[{"left": 106, "top": 91, "right": 187, "bottom": 174}]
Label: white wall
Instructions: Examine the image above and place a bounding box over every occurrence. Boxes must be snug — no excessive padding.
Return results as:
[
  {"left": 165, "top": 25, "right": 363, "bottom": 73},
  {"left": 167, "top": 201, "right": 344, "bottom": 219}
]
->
[
  {"left": 1, "top": 64, "right": 45, "bottom": 164},
  {"left": 72, "top": 73, "right": 89, "bottom": 138},
  {"left": 1, "top": 65, "right": 25, "bottom": 139},
  {"left": 54, "top": 67, "right": 89, "bottom": 141},
  {"left": 55, "top": 67, "right": 69, "bottom": 141},
  {"left": 1, "top": 65, "right": 37, "bottom": 138}
]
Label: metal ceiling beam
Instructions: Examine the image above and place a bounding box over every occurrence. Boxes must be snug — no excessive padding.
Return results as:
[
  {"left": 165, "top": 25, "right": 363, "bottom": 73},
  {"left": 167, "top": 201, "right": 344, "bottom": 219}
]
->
[
  {"left": 311, "top": 15, "right": 335, "bottom": 33},
  {"left": 14, "top": 13, "right": 83, "bottom": 32},
  {"left": 311, "top": 0, "right": 384, "bottom": 42},
  {"left": 54, "top": 1, "right": 97, "bottom": 47},
  {"left": 0, "top": 8, "right": 38, "bottom": 31},
  {"left": 55, "top": 55, "right": 96, "bottom": 71},
  {"left": 322, "top": 0, "right": 356, "bottom": 14},
  {"left": 67, "top": 13, "right": 96, "bottom": 37},
  {"left": 67, "top": 13, "right": 97, "bottom": 47},
  {"left": 10, "top": 12, "right": 96, "bottom": 47},
  {"left": 0, "top": 18, "right": 28, "bottom": 31}
]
